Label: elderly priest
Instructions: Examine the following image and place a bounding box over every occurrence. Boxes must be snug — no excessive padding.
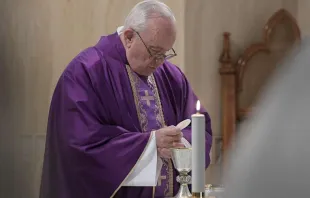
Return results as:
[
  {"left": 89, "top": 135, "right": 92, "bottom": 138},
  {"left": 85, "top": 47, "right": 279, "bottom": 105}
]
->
[{"left": 39, "top": 1, "right": 212, "bottom": 198}]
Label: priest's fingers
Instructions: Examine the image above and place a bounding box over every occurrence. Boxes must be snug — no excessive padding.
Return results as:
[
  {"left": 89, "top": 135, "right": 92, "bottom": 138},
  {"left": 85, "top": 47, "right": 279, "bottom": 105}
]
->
[
  {"left": 172, "top": 142, "right": 185, "bottom": 148},
  {"left": 174, "top": 132, "right": 183, "bottom": 140},
  {"left": 163, "top": 136, "right": 181, "bottom": 147},
  {"left": 168, "top": 135, "right": 182, "bottom": 142},
  {"left": 163, "top": 126, "right": 182, "bottom": 136},
  {"left": 158, "top": 148, "right": 171, "bottom": 159},
  {"left": 155, "top": 126, "right": 182, "bottom": 148},
  {"left": 171, "top": 133, "right": 183, "bottom": 143}
]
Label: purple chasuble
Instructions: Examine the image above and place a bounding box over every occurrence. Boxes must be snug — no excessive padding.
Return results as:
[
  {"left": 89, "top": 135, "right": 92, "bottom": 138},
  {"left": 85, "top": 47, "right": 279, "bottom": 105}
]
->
[{"left": 39, "top": 32, "right": 213, "bottom": 198}]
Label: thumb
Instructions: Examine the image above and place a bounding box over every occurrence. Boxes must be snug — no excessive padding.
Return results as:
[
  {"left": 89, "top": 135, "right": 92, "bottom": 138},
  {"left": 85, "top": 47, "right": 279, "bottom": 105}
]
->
[{"left": 173, "top": 142, "right": 185, "bottom": 148}]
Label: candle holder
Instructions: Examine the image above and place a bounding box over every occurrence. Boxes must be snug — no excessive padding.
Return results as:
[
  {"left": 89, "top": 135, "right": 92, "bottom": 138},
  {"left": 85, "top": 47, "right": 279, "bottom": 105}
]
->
[{"left": 170, "top": 148, "right": 192, "bottom": 198}]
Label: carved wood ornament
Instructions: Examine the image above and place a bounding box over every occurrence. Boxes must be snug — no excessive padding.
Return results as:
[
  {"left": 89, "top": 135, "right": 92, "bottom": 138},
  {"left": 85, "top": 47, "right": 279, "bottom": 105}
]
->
[{"left": 219, "top": 9, "right": 301, "bottom": 163}]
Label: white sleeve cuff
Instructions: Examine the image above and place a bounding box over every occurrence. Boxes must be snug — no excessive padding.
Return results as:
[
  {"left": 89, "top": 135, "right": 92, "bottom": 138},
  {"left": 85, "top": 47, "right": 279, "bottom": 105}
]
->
[{"left": 122, "top": 131, "right": 163, "bottom": 186}]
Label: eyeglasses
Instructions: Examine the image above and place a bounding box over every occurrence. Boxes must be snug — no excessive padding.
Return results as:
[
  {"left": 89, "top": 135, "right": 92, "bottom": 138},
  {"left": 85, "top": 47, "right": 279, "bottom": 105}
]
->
[{"left": 132, "top": 29, "right": 177, "bottom": 62}]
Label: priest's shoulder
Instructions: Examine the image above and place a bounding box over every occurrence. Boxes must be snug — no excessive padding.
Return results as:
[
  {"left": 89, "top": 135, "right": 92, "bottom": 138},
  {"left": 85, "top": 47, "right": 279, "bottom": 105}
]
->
[
  {"left": 158, "top": 61, "right": 188, "bottom": 84},
  {"left": 63, "top": 47, "right": 108, "bottom": 77}
]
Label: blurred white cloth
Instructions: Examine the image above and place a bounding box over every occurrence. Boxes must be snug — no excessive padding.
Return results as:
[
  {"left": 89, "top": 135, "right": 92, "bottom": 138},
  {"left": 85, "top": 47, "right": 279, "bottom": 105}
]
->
[{"left": 223, "top": 38, "right": 310, "bottom": 198}]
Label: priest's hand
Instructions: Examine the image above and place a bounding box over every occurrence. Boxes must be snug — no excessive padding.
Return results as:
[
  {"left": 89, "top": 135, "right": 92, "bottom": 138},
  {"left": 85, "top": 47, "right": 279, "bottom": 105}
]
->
[
  {"left": 157, "top": 144, "right": 185, "bottom": 159},
  {"left": 155, "top": 126, "right": 185, "bottom": 158},
  {"left": 157, "top": 148, "right": 172, "bottom": 159},
  {"left": 155, "top": 126, "right": 183, "bottom": 148}
]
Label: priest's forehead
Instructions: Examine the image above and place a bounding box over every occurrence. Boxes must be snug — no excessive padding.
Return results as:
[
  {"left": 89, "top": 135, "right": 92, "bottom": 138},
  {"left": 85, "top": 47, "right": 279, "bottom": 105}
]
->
[{"left": 141, "top": 18, "right": 176, "bottom": 51}]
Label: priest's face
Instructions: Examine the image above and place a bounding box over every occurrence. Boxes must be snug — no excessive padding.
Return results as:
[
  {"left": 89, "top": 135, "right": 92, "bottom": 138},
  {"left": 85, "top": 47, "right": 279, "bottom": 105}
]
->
[{"left": 123, "top": 18, "right": 177, "bottom": 76}]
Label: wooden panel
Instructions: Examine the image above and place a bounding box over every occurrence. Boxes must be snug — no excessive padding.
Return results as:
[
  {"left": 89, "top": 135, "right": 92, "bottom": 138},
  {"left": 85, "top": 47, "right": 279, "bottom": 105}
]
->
[
  {"left": 219, "top": 9, "right": 301, "bottom": 163},
  {"left": 237, "top": 9, "right": 300, "bottom": 120}
]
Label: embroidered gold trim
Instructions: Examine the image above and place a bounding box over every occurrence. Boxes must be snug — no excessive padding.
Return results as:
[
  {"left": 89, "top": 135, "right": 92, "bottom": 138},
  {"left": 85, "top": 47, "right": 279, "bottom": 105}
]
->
[
  {"left": 148, "top": 76, "right": 163, "bottom": 129},
  {"left": 149, "top": 75, "right": 174, "bottom": 197},
  {"left": 125, "top": 65, "right": 148, "bottom": 132},
  {"left": 150, "top": 75, "right": 167, "bottom": 128},
  {"left": 167, "top": 160, "right": 174, "bottom": 197},
  {"left": 152, "top": 186, "right": 155, "bottom": 198},
  {"left": 124, "top": 66, "right": 174, "bottom": 197}
]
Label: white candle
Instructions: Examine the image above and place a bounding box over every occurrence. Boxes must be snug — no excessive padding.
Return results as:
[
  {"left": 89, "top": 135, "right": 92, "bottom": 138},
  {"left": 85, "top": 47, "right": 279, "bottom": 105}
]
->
[{"left": 191, "top": 100, "right": 205, "bottom": 195}]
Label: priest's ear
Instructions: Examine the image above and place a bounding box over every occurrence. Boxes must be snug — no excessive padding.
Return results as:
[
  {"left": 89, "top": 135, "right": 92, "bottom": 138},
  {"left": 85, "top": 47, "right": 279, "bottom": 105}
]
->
[{"left": 123, "top": 29, "right": 136, "bottom": 48}]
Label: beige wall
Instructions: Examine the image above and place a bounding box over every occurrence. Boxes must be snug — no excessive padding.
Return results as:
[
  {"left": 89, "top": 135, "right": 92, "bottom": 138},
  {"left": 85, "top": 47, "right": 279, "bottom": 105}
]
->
[
  {"left": 183, "top": 1, "right": 300, "bottom": 183},
  {"left": 297, "top": 1, "right": 310, "bottom": 36},
  {"left": 0, "top": 1, "right": 185, "bottom": 197},
  {"left": 0, "top": 0, "right": 307, "bottom": 197}
]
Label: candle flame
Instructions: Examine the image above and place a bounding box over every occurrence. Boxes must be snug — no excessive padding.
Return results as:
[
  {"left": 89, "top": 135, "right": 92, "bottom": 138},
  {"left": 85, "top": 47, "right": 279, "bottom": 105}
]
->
[{"left": 196, "top": 100, "right": 200, "bottom": 112}]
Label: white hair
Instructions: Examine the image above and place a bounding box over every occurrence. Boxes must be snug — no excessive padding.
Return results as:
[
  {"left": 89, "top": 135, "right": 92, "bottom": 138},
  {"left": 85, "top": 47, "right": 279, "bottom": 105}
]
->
[{"left": 121, "top": 0, "right": 176, "bottom": 33}]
